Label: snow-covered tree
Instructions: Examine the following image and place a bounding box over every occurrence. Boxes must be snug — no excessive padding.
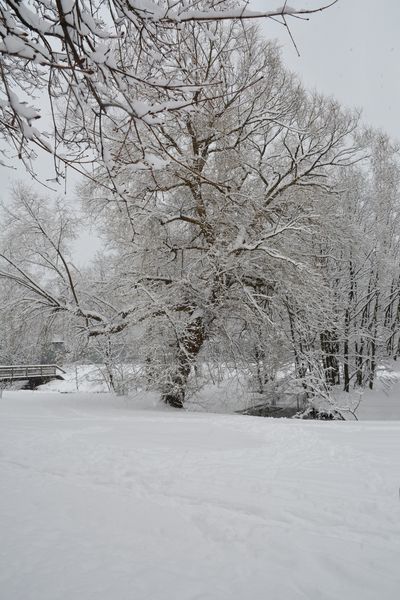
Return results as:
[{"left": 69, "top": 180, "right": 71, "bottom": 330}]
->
[
  {"left": 76, "top": 22, "right": 362, "bottom": 407},
  {"left": 0, "top": 0, "right": 336, "bottom": 182},
  {"left": 4, "top": 13, "right": 400, "bottom": 416}
]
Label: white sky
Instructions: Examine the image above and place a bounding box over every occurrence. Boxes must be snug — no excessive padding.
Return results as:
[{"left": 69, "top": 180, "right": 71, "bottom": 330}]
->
[
  {"left": 253, "top": 0, "right": 400, "bottom": 140},
  {"left": 1, "top": 0, "right": 399, "bottom": 262}
]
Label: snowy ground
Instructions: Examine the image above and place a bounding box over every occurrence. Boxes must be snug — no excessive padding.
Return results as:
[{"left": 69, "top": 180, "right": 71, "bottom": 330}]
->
[
  {"left": 41, "top": 362, "right": 400, "bottom": 418},
  {"left": 1, "top": 391, "right": 400, "bottom": 599},
  {"left": 333, "top": 364, "right": 400, "bottom": 420}
]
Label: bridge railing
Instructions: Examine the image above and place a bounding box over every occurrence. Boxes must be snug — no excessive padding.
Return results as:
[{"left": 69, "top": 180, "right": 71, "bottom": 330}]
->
[{"left": 0, "top": 364, "right": 66, "bottom": 381}]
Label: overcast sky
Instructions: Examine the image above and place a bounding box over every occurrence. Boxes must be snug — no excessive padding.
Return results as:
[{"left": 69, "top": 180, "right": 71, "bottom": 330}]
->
[
  {"left": 1, "top": 0, "right": 399, "bottom": 262},
  {"left": 253, "top": 0, "right": 400, "bottom": 140}
]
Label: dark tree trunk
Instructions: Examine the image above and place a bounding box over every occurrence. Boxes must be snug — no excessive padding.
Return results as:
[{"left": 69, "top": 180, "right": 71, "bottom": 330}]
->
[
  {"left": 355, "top": 340, "right": 364, "bottom": 387},
  {"left": 343, "top": 310, "right": 350, "bottom": 392},
  {"left": 368, "top": 288, "right": 380, "bottom": 390},
  {"left": 162, "top": 316, "right": 205, "bottom": 409},
  {"left": 320, "top": 330, "right": 340, "bottom": 386},
  {"left": 343, "top": 258, "right": 356, "bottom": 392}
]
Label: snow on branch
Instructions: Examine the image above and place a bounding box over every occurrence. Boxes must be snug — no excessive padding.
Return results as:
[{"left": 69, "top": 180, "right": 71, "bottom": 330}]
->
[{"left": 0, "top": 0, "right": 337, "bottom": 182}]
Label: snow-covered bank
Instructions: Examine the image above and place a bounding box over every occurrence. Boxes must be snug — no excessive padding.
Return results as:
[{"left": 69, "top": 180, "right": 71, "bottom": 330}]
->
[
  {"left": 1, "top": 391, "right": 399, "bottom": 599},
  {"left": 332, "top": 364, "right": 400, "bottom": 420},
  {"left": 37, "top": 362, "right": 400, "bottom": 419}
]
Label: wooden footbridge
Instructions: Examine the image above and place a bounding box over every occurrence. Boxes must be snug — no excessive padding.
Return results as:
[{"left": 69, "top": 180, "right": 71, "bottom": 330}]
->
[{"left": 0, "top": 364, "right": 66, "bottom": 389}]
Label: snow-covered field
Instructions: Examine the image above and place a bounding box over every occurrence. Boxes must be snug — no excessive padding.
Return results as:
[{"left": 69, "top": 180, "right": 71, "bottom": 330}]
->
[{"left": 1, "top": 391, "right": 400, "bottom": 599}]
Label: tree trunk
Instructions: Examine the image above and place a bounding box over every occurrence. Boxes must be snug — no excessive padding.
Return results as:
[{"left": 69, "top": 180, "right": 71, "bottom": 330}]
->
[
  {"left": 162, "top": 316, "right": 205, "bottom": 408},
  {"left": 343, "top": 309, "right": 350, "bottom": 392},
  {"left": 320, "top": 330, "right": 340, "bottom": 386},
  {"left": 367, "top": 289, "right": 380, "bottom": 390},
  {"left": 344, "top": 258, "right": 356, "bottom": 392}
]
